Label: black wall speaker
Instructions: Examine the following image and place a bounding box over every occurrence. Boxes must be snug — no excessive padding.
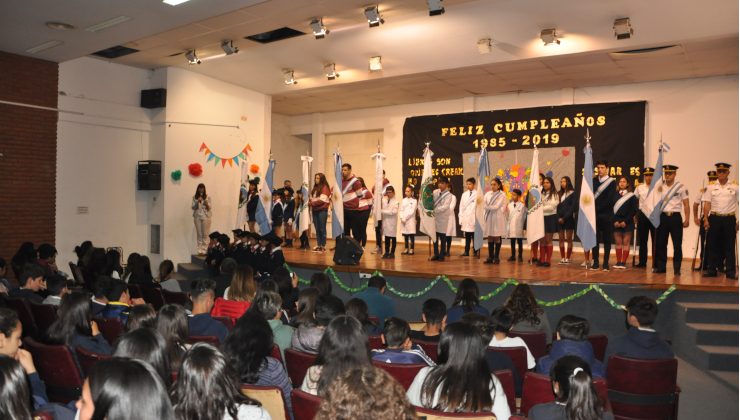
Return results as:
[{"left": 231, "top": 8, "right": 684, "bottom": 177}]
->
[
  {"left": 138, "top": 160, "right": 162, "bottom": 191},
  {"left": 333, "top": 237, "right": 363, "bottom": 265},
  {"left": 140, "top": 88, "right": 167, "bottom": 109}
]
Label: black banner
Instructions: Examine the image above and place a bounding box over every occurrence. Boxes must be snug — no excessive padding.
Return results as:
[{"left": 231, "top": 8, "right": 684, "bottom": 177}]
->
[{"left": 402, "top": 102, "right": 646, "bottom": 236}]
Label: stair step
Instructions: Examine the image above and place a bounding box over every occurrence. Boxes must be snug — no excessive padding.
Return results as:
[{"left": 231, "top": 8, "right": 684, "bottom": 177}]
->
[
  {"left": 678, "top": 302, "right": 739, "bottom": 324},
  {"left": 708, "top": 370, "right": 739, "bottom": 391},
  {"left": 697, "top": 345, "right": 739, "bottom": 371},
  {"left": 178, "top": 262, "right": 206, "bottom": 273},
  {"left": 687, "top": 323, "right": 739, "bottom": 346},
  {"left": 190, "top": 254, "right": 206, "bottom": 266}
]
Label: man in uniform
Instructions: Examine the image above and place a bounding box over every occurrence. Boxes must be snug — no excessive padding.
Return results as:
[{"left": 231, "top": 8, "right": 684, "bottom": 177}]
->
[
  {"left": 431, "top": 176, "right": 454, "bottom": 262},
  {"left": 693, "top": 170, "right": 718, "bottom": 271},
  {"left": 653, "top": 165, "right": 690, "bottom": 275},
  {"left": 702, "top": 163, "right": 738, "bottom": 280},
  {"left": 634, "top": 167, "right": 656, "bottom": 268},
  {"left": 591, "top": 160, "right": 619, "bottom": 271}
]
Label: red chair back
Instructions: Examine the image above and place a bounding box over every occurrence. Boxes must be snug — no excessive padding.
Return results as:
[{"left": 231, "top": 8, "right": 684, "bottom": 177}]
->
[
  {"left": 241, "top": 384, "right": 289, "bottom": 420},
  {"left": 94, "top": 317, "right": 124, "bottom": 345},
  {"left": 139, "top": 286, "right": 165, "bottom": 310},
  {"left": 509, "top": 331, "right": 547, "bottom": 360},
  {"left": 284, "top": 348, "right": 317, "bottom": 386},
  {"left": 368, "top": 335, "right": 384, "bottom": 350},
  {"left": 23, "top": 338, "right": 83, "bottom": 403},
  {"left": 487, "top": 346, "right": 528, "bottom": 380},
  {"left": 521, "top": 372, "right": 611, "bottom": 416},
  {"left": 493, "top": 369, "right": 516, "bottom": 414},
  {"left": 291, "top": 389, "right": 322, "bottom": 420},
  {"left": 412, "top": 340, "right": 438, "bottom": 362},
  {"left": 371, "top": 360, "right": 425, "bottom": 390},
  {"left": 588, "top": 334, "right": 609, "bottom": 361},
  {"left": 162, "top": 290, "right": 190, "bottom": 306},
  {"left": 75, "top": 347, "right": 112, "bottom": 378},
  {"left": 606, "top": 355, "right": 679, "bottom": 419},
  {"left": 213, "top": 315, "right": 235, "bottom": 331},
  {"left": 210, "top": 298, "right": 250, "bottom": 321},
  {"left": 270, "top": 344, "right": 284, "bottom": 364},
  {"left": 30, "top": 303, "right": 58, "bottom": 333},
  {"left": 7, "top": 298, "right": 38, "bottom": 338},
  {"left": 187, "top": 335, "right": 220, "bottom": 346},
  {"left": 413, "top": 406, "right": 496, "bottom": 419}
]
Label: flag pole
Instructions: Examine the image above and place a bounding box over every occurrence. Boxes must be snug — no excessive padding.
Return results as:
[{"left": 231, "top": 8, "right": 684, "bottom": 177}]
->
[{"left": 584, "top": 128, "right": 592, "bottom": 270}]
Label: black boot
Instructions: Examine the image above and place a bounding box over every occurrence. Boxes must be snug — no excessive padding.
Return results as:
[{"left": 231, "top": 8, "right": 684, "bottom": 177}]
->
[{"left": 484, "top": 241, "right": 494, "bottom": 264}]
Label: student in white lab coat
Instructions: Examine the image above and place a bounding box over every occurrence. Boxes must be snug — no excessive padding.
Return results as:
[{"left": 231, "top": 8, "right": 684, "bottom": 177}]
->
[
  {"left": 432, "top": 177, "right": 454, "bottom": 262},
  {"left": 484, "top": 177, "right": 508, "bottom": 264},
  {"left": 381, "top": 186, "right": 400, "bottom": 259},
  {"left": 505, "top": 188, "right": 526, "bottom": 262},
  {"left": 445, "top": 183, "right": 457, "bottom": 257},
  {"left": 458, "top": 177, "right": 479, "bottom": 257},
  {"left": 400, "top": 185, "right": 418, "bottom": 255}
]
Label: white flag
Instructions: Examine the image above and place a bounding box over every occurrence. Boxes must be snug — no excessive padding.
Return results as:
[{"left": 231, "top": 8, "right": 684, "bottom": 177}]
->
[
  {"left": 299, "top": 155, "right": 313, "bottom": 235},
  {"left": 419, "top": 145, "right": 436, "bottom": 237},
  {"left": 526, "top": 147, "right": 545, "bottom": 244},
  {"left": 235, "top": 162, "right": 249, "bottom": 229},
  {"left": 330, "top": 151, "right": 344, "bottom": 238},
  {"left": 372, "top": 151, "right": 386, "bottom": 224},
  {"left": 641, "top": 143, "right": 669, "bottom": 228}
]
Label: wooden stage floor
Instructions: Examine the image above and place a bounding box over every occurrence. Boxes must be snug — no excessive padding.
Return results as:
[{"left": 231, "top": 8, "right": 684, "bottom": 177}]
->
[{"left": 284, "top": 240, "right": 738, "bottom": 292}]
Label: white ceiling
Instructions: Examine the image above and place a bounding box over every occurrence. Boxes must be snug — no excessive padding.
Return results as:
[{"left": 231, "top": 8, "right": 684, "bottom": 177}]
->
[{"left": 2, "top": 0, "right": 738, "bottom": 115}]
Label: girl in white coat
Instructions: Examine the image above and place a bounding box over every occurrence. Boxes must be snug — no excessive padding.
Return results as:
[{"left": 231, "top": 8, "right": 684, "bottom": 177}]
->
[
  {"left": 539, "top": 176, "right": 560, "bottom": 267},
  {"left": 381, "top": 186, "right": 399, "bottom": 259},
  {"left": 458, "top": 177, "right": 479, "bottom": 257},
  {"left": 445, "top": 183, "right": 457, "bottom": 257},
  {"left": 400, "top": 185, "right": 418, "bottom": 255},
  {"left": 505, "top": 188, "right": 526, "bottom": 262},
  {"left": 484, "top": 178, "right": 507, "bottom": 264}
]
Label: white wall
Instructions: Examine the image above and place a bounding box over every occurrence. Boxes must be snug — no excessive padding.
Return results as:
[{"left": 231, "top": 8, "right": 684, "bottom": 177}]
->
[
  {"left": 271, "top": 113, "right": 310, "bottom": 190},
  {"left": 285, "top": 76, "right": 739, "bottom": 257}
]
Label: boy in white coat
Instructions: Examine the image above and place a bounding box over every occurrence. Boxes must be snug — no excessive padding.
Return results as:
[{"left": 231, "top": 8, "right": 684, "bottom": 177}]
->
[
  {"left": 458, "top": 177, "right": 479, "bottom": 257},
  {"left": 506, "top": 189, "right": 526, "bottom": 262},
  {"left": 400, "top": 185, "right": 418, "bottom": 255},
  {"left": 432, "top": 177, "right": 454, "bottom": 262},
  {"left": 381, "top": 186, "right": 400, "bottom": 259}
]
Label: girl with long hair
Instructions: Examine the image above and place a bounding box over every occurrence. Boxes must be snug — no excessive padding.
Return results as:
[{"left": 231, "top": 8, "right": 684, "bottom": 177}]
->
[
  {"left": 355, "top": 177, "right": 373, "bottom": 248},
  {"left": 504, "top": 284, "right": 552, "bottom": 343},
  {"left": 446, "top": 278, "right": 488, "bottom": 324},
  {"left": 0, "top": 356, "right": 33, "bottom": 420},
  {"left": 46, "top": 292, "right": 112, "bottom": 355},
  {"left": 291, "top": 287, "right": 320, "bottom": 327},
  {"left": 540, "top": 176, "right": 560, "bottom": 267},
  {"left": 212, "top": 265, "right": 256, "bottom": 321},
  {"left": 155, "top": 304, "right": 189, "bottom": 371},
  {"left": 103, "top": 249, "right": 123, "bottom": 279},
  {"left": 557, "top": 176, "right": 576, "bottom": 264},
  {"left": 192, "top": 183, "right": 212, "bottom": 255},
  {"left": 113, "top": 327, "right": 173, "bottom": 387},
  {"left": 310, "top": 173, "right": 331, "bottom": 252},
  {"left": 121, "top": 252, "right": 140, "bottom": 283},
  {"left": 407, "top": 323, "right": 510, "bottom": 419},
  {"left": 613, "top": 176, "right": 638, "bottom": 269},
  {"left": 484, "top": 177, "right": 507, "bottom": 264},
  {"left": 400, "top": 185, "right": 418, "bottom": 255},
  {"left": 157, "top": 259, "right": 181, "bottom": 292}
]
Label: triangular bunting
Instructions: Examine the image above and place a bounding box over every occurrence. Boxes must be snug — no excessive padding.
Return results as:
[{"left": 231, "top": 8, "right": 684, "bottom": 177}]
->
[
  {"left": 221, "top": 159, "right": 227, "bottom": 168},
  {"left": 199, "top": 143, "right": 206, "bottom": 152},
  {"left": 207, "top": 153, "right": 215, "bottom": 162}
]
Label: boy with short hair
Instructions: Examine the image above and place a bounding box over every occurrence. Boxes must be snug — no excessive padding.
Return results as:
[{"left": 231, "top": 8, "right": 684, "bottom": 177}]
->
[
  {"left": 431, "top": 176, "right": 454, "bottom": 262},
  {"left": 101, "top": 280, "right": 145, "bottom": 324},
  {"left": 409, "top": 298, "right": 446, "bottom": 342},
  {"left": 188, "top": 278, "right": 229, "bottom": 343},
  {"left": 506, "top": 189, "right": 526, "bottom": 262},
  {"left": 458, "top": 177, "right": 478, "bottom": 257},
  {"left": 372, "top": 317, "right": 435, "bottom": 366},
  {"left": 8, "top": 264, "right": 46, "bottom": 304},
  {"left": 488, "top": 307, "right": 536, "bottom": 369},
  {"left": 604, "top": 296, "right": 674, "bottom": 364},
  {"left": 41, "top": 274, "right": 69, "bottom": 306}
]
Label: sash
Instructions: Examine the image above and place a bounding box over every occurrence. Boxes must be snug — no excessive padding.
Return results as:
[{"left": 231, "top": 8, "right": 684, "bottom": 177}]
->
[
  {"left": 560, "top": 191, "right": 574, "bottom": 202},
  {"left": 613, "top": 192, "right": 635, "bottom": 214},
  {"left": 594, "top": 177, "right": 615, "bottom": 199},
  {"left": 485, "top": 191, "right": 504, "bottom": 220},
  {"left": 434, "top": 190, "right": 450, "bottom": 208},
  {"left": 341, "top": 177, "right": 358, "bottom": 202},
  {"left": 658, "top": 182, "right": 683, "bottom": 212}
]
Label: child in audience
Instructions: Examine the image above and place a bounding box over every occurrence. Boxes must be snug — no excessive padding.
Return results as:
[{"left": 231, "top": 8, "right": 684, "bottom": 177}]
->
[
  {"left": 113, "top": 327, "right": 173, "bottom": 387},
  {"left": 90, "top": 275, "right": 112, "bottom": 316},
  {"left": 505, "top": 284, "right": 552, "bottom": 343},
  {"left": 604, "top": 295, "right": 674, "bottom": 363},
  {"left": 291, "top": 287, "right": 320, "bottom": 327},
  {"left": 529, "top": 355, "right": 613, "bottom": 420},
  {"left": 263, "top": 231, "right": 286, "bottom": 276},
  {"left": 41, "top": 274, "right": 69, "bottom": 306},
  {"left": 187, "top": 278, "right": 229, "bottom": 343},
  {"left": 0, "top": 257, "right": 11, "bottom": 294},
  {"left": 488, "top": 307, "right": 536, "bottom": 369},
  {"left": 47, "top": 291, "right": 112, "bottom": 355},
  {"left": 506, "top": 188, "right": 526, "bottom": 262},
  {"left": 309, "top": 272, "right": 333, "bottom": 296},
  {"left": 251, "top": 291, "right": 295, "bottom": 360},
  {"left": 8, "top": 264, "right": 46, "bottom": 304},
  {"left": 345, "top": 298, "right": 382, "bottom": 336},
  {"left": 212, "top": 265, "right": 255, "bottom": 321},
  {"left": 461, "top": 312, "right": 521, "bottom": 396},
  {"left": 101, "top": 280, "right": 145, "bottom": 324},
  {"left": 156, "top": 304, "right": 190, "bottom": 371},
  {"left": 291, "top": 294, "right": 345, "bottom": 354},
  {"left": 400, "top": 185, "right": 418, "bottom": 255},
  {"left": 409, "top": 298, "right": 447, "bottom": 342},
  {"left": 0, "top": 356, "right": 34, "bottom": 419},
  {"left": 157, "top": 260, "right": 180, "bottom": 292},
  {"left": 36, "top": 243, "right": 60, "bottom": 276},
  {"left": 381, "top": 186, "right": 399, "bottom": 259},
  {"left": 446, "top": 278, "right": 488, "bottom": 324},
  {"left": 125, "top": 304, "right": 156, "bottom": 332},
  {"left": 537, "top": 315, "right": 604, "bottom": 378},
  {"left": 372, "top": 317, "right": 435, "bottom": 366}
]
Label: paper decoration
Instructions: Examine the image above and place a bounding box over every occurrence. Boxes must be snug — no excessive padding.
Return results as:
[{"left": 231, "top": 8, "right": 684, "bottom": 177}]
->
[
  {"left": 188, "top": 163, "right": 203, "bottom": 177},
  {"left": 250, "top": 164, "right": 260, "bottom": 174},
  {"left": 199, "top": 142, "right": 252, "bottom": 168},
  {"left": 170, "top": 170, "right": 182, "bottom": 181}
]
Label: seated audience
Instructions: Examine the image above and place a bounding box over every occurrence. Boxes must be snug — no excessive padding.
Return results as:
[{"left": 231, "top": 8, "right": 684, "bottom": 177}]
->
[
  {"left": 462, "top": 312, "right": 521, "bottom": 396},
  {"left": 488, "top": 307, "right": 536, "bottom": 369},
  {"left": 100, "top": 280, "right": 144, "bottom": 324},
  {"left": 36, "top": 243, "right": 59, "bottom": 276},
  {"left": 85, "top": 248, "right": 108, "bottom": 288},
  {"left": 90, "top": 275, "right": 112, "bottom": 316},
  {"left": 301, "top": 315, "right": 372, "bottom": 396},
  {"left": 406, "top": 322, "right": 511, "bottom": 420},
  {"left": 446, "top": 278, "right": 488, "bottom": 324},
  {"left": 291, "top": 294, "right": 344, "bottom": 354},
  {"left": 187, "top": 279, "right": 229, "bottom": 343},
  {"left": 291, "top": 287, "right": 319, "bottom": 328},
  {"left": 538, "top": 315, "right": 604, "bottom": 378},
  {"left": 0, "top": 257, "right": 10, "bottom": 294},
  {"left": 129, "top": 255, "right": 158, "bottom": 289},
  {"left": 125, "top": 304, "right": 156, "bottom": 331},
  {"left": 172, "top": 343, "right": 269, "bottom": 420},
  {"left": 113, "top": 327, "right": 172, "bottom": 387},
  {"left": 529, "top": 355, "right": 614, "bottom": 420},
  {"left": 309, "top": 272, "right": 333, "bottom": 296},
  {"left": 47, "top": 292, "right": 112, "bottom": 355},
  {"left": 103, "top": 249, "right": 123, "bottom": 280},
  {"left": 604, "top": 295, "right": 674, "bottom": 363},
  {"left": 214, "top": 257, "right": 237, "bottom": 298},
  {"left": 76, "top": 358, "right": 174, "bottom": 420},
  {"left": 156, "top": 304, "right": 190, "bottom": 370},
  {"left": 0, "top": 355, "right": 34, "bottom": 419},
  {"left": 8, "top": 264, "right": 46, "bottom": 304},
  {"left": 11, "top": 242, "right": 36, "bottom": 279},
  {"left": 223, "top": 311, "right": 292, "bottom": 416},
  {"left": 353, "top": 275, "right": 396, "bottom": 324},
  {"left": 41, "top": 274, "right": 69, "bottom": 306},
  {"left": 74, "top": 240, "right": 94, "bottom": 269},
  {"left": 345, "top": 298, "right": 382, "bottom": 336},
  {"left": 273, "top": 266, "right": 299, "bottom": 316},
  {"left": 505, "top": 284, "right": 553, "bottom": 343},
  {"left": 315, "top": 365, "right": 417, "bottom": 420},
  {"left": 409, "top": 298, "right": 447, "bottom": 342},
  {"left": 121, "top": 252, "right": 140, "bottom": 283},
  {"left": 212, "top": 265, "right": 256, "bottom": 320},
  {"left": 251, "top": 290, "right": 295, "bottom": 360},
  {"left": 157, "top": 260, "right": 180, "bottom": 292},
  {"left": 372, "top": 317, "right": 434, "bottom": 366}
]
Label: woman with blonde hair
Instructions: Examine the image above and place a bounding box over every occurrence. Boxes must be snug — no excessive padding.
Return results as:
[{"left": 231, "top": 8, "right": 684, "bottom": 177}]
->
[{"left": 211, "top": 265, "right": 256, "bottom": 321}]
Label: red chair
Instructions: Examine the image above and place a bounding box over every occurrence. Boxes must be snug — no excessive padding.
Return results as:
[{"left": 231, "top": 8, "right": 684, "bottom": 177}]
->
[
  {"left": 270, "top": 344, "right": 284, "bottom": 364},
  {"left": 413, "top": 339, "right": 438, "bottom": 362},
  {"left": 371, "top": 360, "right": 425, "bottom": 390},
  {"left": 487, "top": 346, "right": 528, "bottom": 381},
  {"left": 32, "top": 411, "right": 55, "bottom": 420},
  {"left": 162, "top": 290, "right": 190, "bottom": 306},
  {"left": 23, "top": 338, "right": 83, "bottom": 403},
  {"left": 291, "top": 388, "right": 322, "bottom": 420},
  {"left": 187, "top": 335, "right": 220, "bottom": 346},
  {"left": 493, "top": 369, "right": 516, "bottom": 414},
  {"left": 75, "top": 347, "right": 111, "bottom": 378},
  {"left": 241, "top": 385, "right": 289, "bottom": 420},
  {"left": 213, "top": 315, "right": 235, "bottom": 331},
  {"left": 368, "top": 335, "right": 384, "bottom": 350},
  {"left": 284, "top": 348, "right": 317, "bottom": 386},
  {"left": 521, "top": 372, "right": 610, "bottom": 416},
  {"left": 139, "top": 286, "right": 165, "bottom": 310},
  {"left": 509, "top": 331, "right": 547, "bottom": 360},
  {"left": 68, "top": 262, "right": 85, "bottom": 286},
  {"left": 413, "top": 406, "right": 495, "bottom": 419},
  {"left": 94, "top": 317, "right": 124, "bottom": 345},
  {"left": 6, "top": 297, "right": 38, "bottom": 338},
  {"left": 30, "top": 303, "right": 58, "bottom": 333},
  {"left": 606, "top": 355, "right": 680, "bottom": 419},
  {"left": 588, "top": 334, "right": 608, "bottom": 361}
]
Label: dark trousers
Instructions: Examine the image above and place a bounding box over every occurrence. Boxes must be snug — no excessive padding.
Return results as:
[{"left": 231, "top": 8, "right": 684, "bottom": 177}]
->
[
  {"left": 403, "top": 234, "right": 415, "bottom": 249},
  {"left": 344, "top": 210, "right": 359, "bottom": 237},
  {"left": 592, "top": 214, "right": 614, "bottom": 266},
  {"left": 463, "top": 232, "right": 474, "bottom": 253},
  {"left": 707, "top": 215, "right": 737, "bottom": 276},
  {"left": 375, "top": 221, "right": 383, "bottom": 249},
  {"left": 299, "top": 232, "right": 309, "bottom": 248},
  {"left": 384, "top": 236, "right": 397, "bottom": 255},
  {"left": 510, "top": 238, "right": 523, "bottom": 257},
  {"left": 434, "top": 232, "right": 448, "bottom": 258},
  {"left": 655, "top": 213, "right": 683, "bottom": 272},
  {"left": 357, "top": 209, "right": 371, "bottom": 246},
  {"left": 637, "top": 212, "right": 655, "bottom": 266}
]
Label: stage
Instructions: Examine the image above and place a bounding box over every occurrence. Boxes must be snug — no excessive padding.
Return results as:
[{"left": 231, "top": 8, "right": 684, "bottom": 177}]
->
[{"left": 283, "top": 239, "right": 738, "bottom": 293}]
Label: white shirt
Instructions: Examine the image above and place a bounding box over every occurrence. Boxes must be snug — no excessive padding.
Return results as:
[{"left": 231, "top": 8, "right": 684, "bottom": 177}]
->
[
  {"left": 458, "top": 189, "right": 478, "bottom": 232},
  {"left": 223, "top": 404, "right": 271, "bottom": 420},
  {"left": 660, "top": 182, "right": 689, "bottom": 213},
  {"left": 702, "top": 181, "right": 739, "bottom": 215},
  {"left": 635, "top": 183, "right": 650, "bottom": 205},
  {"left": 381, "top": 196, "right": 399, "bottom": 237},
  {"left": 488, "top": 335, "right": 536, "bottom": 369}
]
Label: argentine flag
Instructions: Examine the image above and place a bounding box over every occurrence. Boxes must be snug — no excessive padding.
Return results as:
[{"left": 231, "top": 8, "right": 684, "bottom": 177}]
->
[
  {"left": 474, "top": 147, "right": 490, "bottom": 251},
  {"left": 526, "top": 147, "right": 545, "bottom": 245},
  {"left": 331, "top": 151, "right": 345, "bottom": 238},
  {"left": 299, "top": 155, "right": 313, "bottom": 236},
  {"left": 576, "top": 141, "right": 597, "bottom": 251},
  {"left": 641, "top": 144, "right": 669, "bottom": 228},
  {"left": 254, "top": 158, "right": 275, "bottom": 234}
]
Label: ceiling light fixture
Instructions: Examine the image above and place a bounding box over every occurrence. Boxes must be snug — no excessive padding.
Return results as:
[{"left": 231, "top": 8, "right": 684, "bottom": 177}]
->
[
  {"left": 220, "top": 40, "right": 239, "bottom": 55},
  {"left": 25, "top": 40, "right": 64, "bottom": 54},
  {"left": 427, "top": 0, "right": 445, "bottom": 16},
  {"left": 163, "top": 0, "right": 191, "bottom": 5},
  {"left": 283, "top": 69, "right": 297, "bottom": 85},
  {"left": 45, "top": 21, "right": 75, "bottom": 31},
  {"left": 85, "top": 16, "right": 132, "bottom": 32},
  {"left": 324, "top": 63, "right": 339, "bottom": 80},
  {"left": 540, "top": 28, "right": 560, "bottom": 46},
  {"left": 368, "top": 56, "right": 382, "bottom": 71},
  {"left": 185, "top": 50, "right": 201, "bottom": 65},
  {"left": 613, "top": 18, "right": 633, "bottom": 40},
  {"left": 310, "top": 17, "right": 329, "bottom": 39},
  {"left": 364, "top": 6, "right": 384, "bottom": 28},
  {"left": 477, "top": 38, "right": 492, "bottom": 54}
]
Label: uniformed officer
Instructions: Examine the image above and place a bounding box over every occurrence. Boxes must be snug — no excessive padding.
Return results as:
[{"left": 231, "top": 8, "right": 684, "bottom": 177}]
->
[
  {"left": 702, "top": 163, "right": 739, "bottom": 280},
  {"left": 693, "top": 170, "right": 718, "bottom": 271},
  {"left": 653, "top": 165, "right": 690, "bottom": 275},
  {"left": 634, "top": 167, "right": 656, "bottom": 268}
]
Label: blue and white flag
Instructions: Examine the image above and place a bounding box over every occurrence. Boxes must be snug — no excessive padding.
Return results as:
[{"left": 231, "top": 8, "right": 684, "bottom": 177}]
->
[
  {"left": 299, "top": 155, "right": 313, "bottom": 236},
  {"left": 254, "top": 158, "right": 275, "bottom": 234},
  {"left": 526, "top": 147, "right": 545, "bottom": 245},
  {"left": 235, "top": 162, "right": 250, "bottom": 229},
  {"left": 331, "top": 150, "right": 345, "bottom": 238},
  {"left": 474, "top": 147, "right": 490, "bottom": 251},
  {"left": 576, "top": 140, "right": 597, "bottom": 251},
  {"left": 641, "top": 143, "right": 669, "bottom": 228}
]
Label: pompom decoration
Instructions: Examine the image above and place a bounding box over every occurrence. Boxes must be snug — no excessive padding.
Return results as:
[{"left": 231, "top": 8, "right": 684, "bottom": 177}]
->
[
  {"left": 170, "top": 170, "right": 182, "bottom": 181},
  {"left": 249, "top": 164, "right": 260, "bottom": 174},
  {"left": 562, "top": 148, "right": 570, "bottom": 157},
  {"left": 188, "top": 163, "right": 203, "bottom": 177}
]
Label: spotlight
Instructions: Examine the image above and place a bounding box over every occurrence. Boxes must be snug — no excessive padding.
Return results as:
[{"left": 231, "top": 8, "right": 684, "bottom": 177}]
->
[
  {"left": 477, "top": 38, "right": 492, "bottom": 54},
  {"left": 364, "top": 6, "right": 384, "bottom": 27},
  {"left": 324, "top": 63, "right": 339, "bottom": 80},
  {"left": 283, "top": 69, "right": 297, "bottom": 85},
  {"left": 220, "top": 40, "right": 239, "bottom": 55},
  {"left": 368, "top": 56, "right": 382, "bottom": 71},
  {"left": 540, "top": 28, "right": 560, "bottom": 46},
  {"left": 310, "top": 18, "right": 329, "bottom": 39},
  {"left": 613, "top": 18, "right": 633, "bottom": 40},
  {"left": 427, "top": 0, "right": 445, "bottom": 16},
  {"left": 185, "top": 50, "right": 200, "bottom": 64}
]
